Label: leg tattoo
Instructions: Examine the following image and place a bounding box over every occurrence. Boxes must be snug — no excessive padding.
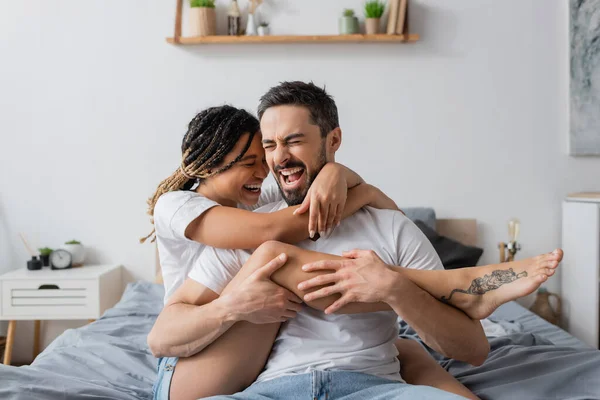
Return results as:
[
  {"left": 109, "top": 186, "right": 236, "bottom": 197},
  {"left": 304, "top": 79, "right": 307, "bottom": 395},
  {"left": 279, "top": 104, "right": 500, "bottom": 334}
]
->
[{"left": 440, "top": 268, "right": 528, "bottom": 303}]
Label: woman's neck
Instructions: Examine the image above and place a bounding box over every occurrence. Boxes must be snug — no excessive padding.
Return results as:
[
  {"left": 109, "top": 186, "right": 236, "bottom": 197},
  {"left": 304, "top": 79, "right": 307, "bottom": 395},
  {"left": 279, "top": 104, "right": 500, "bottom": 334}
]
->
[{"left": 195, "top": 184, "right": 237, "bottom": 208}]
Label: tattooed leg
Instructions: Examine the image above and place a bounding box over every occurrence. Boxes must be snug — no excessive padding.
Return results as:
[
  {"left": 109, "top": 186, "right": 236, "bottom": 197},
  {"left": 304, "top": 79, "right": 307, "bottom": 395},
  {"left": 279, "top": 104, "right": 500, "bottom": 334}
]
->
[
  {"left": 398, "top": 249, "right": 563, "bottom": 320},
  {"left": 440, "top": 268, "right": 528, "bottom": 303}
]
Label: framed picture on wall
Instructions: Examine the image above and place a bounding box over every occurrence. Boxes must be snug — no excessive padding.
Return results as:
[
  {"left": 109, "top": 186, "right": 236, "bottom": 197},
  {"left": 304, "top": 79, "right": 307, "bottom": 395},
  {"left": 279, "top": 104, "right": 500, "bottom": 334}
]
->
[{"left": 570, "top": 0, "right": 600, "bottom": 156}]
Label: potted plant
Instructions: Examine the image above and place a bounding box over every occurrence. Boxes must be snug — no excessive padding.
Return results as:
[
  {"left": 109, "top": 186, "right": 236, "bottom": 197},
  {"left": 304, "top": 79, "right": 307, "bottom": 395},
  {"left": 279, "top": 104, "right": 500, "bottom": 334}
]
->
[
  {"left": 189, "top": 0, "right": 216, "bottom": 37},
  {"left": 364, "top": 1, "right": 385, "bottom": 34},
  {"left": 339, "top": 9, "right": 359, "bottom": 35},
  {"left": 63, "top": 240, "right": 85, "bottom": 267},
  {"left": 38, "top": 247, "right": 53, "bottom": 267},
  {"left": 257, "top": 22, "right": 270, "bottom": 36}
]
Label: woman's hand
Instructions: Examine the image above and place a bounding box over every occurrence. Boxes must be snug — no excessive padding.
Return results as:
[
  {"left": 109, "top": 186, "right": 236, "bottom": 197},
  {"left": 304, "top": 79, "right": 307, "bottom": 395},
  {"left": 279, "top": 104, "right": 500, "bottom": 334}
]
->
[{"left": 293, "top": 163, "right": 349, "bottom": 238}]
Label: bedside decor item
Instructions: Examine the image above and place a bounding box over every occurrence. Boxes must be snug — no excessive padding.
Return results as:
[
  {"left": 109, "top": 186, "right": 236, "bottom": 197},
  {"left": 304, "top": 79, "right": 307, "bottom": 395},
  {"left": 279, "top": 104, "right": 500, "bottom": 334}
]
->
[
  {"left": 387, "top": 0, "right": 408, "bottom": 35},
  {"left": 498, "top": 218, "right": 521, "bottom": 263},
  {"left": 26, "top": 256, "right": 42, "bottom": 271},
  {"left": 50, "top": 249, "right": 72, "bottom": 270},
  {"left": 364, "top": 0, "right": 385, "bottom": 34},
  {"left": 530, "top": 288, "right": 562, "bottom": 326},
  {"left": 189, "top": 0, "right": 216, "bottom": 37},
  {"left": 245, "top": 0, "right": 262, "bottom": 36},
  {"left": 570, "top": 0, "right": 600, "bottom": 156},
  {"left": 227, "top": 0, "right": 241, "bottom": 36},
  {"left": 38, "top": 248, "right": 53, "bottom": 267},
  {"left": 339, "top": 9, "right": 359, "bottom": 35},
  {"left": 257, "top": 22, "right": 269, "bottom": 36},
  {"left": 62, "top": 239, "right": 85, "bottom": 266}
]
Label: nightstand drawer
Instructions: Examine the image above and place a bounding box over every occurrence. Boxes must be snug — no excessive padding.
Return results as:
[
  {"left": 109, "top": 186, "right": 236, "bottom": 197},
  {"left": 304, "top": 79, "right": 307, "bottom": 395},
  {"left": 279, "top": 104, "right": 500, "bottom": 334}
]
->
[{"left": 1, "top": 279, "right": 98, "bottom": 318}]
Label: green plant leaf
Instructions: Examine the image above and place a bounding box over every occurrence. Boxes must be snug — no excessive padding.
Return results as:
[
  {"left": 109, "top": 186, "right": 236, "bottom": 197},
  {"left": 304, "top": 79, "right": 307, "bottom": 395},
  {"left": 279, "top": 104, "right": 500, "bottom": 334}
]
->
[
  {"left": 364, "top": 0, "right": 385, "bottom": 18},
  {"left": 65, "top": 240, "right": 81, "bottom": 245},
  {"left": 38, "top": 247, "right": 53, "bottom": 255},
  {"left": 343, "top": 9, "right": 355, "bottom": 17},
  {"left": 191, "top": 0, "right": 216, "bottom": 8}
]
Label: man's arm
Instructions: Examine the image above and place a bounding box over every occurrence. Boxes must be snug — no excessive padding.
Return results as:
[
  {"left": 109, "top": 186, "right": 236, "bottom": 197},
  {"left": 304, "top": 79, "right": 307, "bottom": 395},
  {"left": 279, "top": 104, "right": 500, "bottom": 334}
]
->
[{"left": 147, "top": 254, "right": 301, "bottom": 358}]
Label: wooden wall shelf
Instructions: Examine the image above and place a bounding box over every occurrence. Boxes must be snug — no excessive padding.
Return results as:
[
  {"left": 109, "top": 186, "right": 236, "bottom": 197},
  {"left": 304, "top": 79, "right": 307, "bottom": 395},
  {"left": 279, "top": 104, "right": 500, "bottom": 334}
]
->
[{"left": 166, "top": 34, "right": 419, "bottom": 45}]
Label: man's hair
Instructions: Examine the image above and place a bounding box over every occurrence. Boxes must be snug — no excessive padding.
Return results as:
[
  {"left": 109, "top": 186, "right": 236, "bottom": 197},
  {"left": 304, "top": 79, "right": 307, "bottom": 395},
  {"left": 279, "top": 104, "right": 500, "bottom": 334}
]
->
[{"left": 257, "top": 81, "right": 339, "bottom": 138}]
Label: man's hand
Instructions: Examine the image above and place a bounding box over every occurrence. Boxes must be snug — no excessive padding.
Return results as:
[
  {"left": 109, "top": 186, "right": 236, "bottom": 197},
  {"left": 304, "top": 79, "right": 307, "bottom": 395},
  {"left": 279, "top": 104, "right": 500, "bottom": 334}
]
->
[
  {"left": 298, "top": 249, "right": 396, "bottom": 314},
  {"left": 223, "top": 253, "right": 304, "bottom": 324},
  {"left": 293, "top": 163, "right": 349, "bottom": 238}
]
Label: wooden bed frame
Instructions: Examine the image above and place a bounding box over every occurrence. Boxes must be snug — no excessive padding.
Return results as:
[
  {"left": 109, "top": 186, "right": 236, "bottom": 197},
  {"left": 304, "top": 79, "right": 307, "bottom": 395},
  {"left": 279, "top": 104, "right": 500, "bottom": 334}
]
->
[{"left": 154, "top": 218, "right": 478, "bottom": 284}]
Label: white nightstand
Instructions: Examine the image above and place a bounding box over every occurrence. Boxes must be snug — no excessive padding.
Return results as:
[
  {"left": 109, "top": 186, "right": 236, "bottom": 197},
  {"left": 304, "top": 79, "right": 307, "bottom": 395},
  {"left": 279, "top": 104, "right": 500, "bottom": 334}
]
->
[{"left": 0, "top": 264, "right": 123, "bottom": 365}]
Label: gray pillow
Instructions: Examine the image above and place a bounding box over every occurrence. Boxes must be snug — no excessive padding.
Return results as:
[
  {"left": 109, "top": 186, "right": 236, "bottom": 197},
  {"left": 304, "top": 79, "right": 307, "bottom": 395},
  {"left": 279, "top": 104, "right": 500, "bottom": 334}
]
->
[
  {"left": 414, "top": 220, "right": 484, "bottom": 269},
  {"left": 401, "top": 207, "right": 436, "bottom": 231}
]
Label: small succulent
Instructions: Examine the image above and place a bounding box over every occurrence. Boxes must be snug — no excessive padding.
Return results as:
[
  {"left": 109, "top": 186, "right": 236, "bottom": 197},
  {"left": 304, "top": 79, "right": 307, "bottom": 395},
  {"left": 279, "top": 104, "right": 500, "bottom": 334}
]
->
[
  {"left": 65, "top": 240, "right": 82, "bottom": 245},
  {"left": 259, "top": 22, "right": 269, "bottom": 27},
  {"left": 38, "top": 247, "right": 53, "bottom": 256},
  {"left": 364, "top": 1, "right": 386, "bottom": 18},
  {"left": 190, "top": 0, "right": 216, "bottom": 8},
  {"left": 343, "top": 9, "right": 355, "bottom": 17}
]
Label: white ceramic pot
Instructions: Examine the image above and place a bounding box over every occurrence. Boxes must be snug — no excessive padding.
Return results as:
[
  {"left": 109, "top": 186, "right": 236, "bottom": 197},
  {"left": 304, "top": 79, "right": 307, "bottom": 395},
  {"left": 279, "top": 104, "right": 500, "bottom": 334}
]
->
[
  {"left": 246, "top": 13, "right": 257, "bottom": 36},
  {"left": 62, "top": 244, "right": 85, "bottom": 266},
  {"left": 257, "top": 26, "right": 270, "bottom": 36}
]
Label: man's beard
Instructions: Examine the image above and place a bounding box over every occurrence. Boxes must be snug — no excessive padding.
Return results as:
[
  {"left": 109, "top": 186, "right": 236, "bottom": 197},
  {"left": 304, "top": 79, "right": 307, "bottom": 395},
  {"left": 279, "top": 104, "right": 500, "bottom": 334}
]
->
[{"left": 275, "top": 143, "right": 327, "bottom": 206}]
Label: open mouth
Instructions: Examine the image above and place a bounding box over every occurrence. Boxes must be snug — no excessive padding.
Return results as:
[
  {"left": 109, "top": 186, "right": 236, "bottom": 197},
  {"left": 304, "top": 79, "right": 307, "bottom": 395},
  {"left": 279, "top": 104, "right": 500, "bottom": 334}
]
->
[
  {"left": 243, "top": 183, "right": 262, "bottom": 195},
  {"left": 279, "top": 167, "right": 305, "bottom": 189}
]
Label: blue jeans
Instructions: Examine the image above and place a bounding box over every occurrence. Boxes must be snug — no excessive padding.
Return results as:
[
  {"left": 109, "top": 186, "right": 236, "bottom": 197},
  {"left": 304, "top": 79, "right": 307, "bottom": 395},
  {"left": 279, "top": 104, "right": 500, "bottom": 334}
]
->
[{"left": 153, "top": 357, "right": 467, "bottom": 400}]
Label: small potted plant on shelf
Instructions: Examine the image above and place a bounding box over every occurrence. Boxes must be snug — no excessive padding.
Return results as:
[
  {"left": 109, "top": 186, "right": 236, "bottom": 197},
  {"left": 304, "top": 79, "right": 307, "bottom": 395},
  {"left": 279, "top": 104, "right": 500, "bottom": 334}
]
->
[
  {"left": 364, "top": 0, "right": 385, "bottom": 34},
  {"left": 257, "top": 22, "right": 270, "bottom": 36},
  {"left": 63, "top": 240, "right": 85, "bottom": 267},
  {"left": 190, "top": 0, "right": 216, "bottom": 37},
  {"left": 38, "top": 247, "right": 53, "bottom": 267},
  {"left": 339, "top": 9, "right": 359, "bottom": 35}
]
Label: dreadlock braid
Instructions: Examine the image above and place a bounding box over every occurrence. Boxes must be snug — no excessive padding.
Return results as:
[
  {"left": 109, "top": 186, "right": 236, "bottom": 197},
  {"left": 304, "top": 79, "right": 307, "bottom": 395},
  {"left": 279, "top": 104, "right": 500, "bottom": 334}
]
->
[{"left": 141, "top": 105, "right": 260, "bottom": 244}]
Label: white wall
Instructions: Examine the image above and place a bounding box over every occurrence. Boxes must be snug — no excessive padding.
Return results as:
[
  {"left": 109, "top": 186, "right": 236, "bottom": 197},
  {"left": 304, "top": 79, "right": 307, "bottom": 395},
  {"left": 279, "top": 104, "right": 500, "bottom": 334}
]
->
[{"left": 1, "top": 0, "right": 598, "bottom": 363}]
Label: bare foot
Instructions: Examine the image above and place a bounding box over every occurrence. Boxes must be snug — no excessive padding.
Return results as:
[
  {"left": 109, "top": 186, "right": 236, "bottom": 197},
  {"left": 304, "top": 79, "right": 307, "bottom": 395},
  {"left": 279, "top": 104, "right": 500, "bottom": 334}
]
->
[{"left": 442, "top": 249, "right": 563, "bottom": 320}]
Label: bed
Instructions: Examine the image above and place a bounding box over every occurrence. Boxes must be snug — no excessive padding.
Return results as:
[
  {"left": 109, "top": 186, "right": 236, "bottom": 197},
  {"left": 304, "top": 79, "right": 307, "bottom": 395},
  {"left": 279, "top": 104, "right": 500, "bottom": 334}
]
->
[{"left": 0, "top": 212, "right": 599, "bottom": 400}]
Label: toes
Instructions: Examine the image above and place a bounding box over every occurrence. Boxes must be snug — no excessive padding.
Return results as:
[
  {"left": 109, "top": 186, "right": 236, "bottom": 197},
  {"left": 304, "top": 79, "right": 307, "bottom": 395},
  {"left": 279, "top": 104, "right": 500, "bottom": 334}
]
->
[
  {"left": 552, "top": 249, "right": 564, "bottom": 261},
  {"left": 546, "top": 268, "right": 555, "bottom": 276}
]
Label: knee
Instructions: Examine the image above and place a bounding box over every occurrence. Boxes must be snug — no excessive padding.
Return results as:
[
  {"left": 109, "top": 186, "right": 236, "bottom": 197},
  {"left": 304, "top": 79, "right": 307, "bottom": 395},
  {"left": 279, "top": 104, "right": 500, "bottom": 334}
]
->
[{"left": 253, "top": 240, "right": 288, "bottom": 262}]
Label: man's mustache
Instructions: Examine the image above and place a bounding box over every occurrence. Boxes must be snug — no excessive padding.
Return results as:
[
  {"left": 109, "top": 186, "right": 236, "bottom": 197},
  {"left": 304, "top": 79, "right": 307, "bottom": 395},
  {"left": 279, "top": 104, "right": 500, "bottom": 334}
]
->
[{"left": 273, "top": 161, "right": 306, "bottom": 174}]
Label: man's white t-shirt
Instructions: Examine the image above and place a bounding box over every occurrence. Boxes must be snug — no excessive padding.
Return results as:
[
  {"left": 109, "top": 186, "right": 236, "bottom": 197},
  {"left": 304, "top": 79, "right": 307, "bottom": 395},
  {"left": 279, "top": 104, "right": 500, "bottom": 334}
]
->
[
  {"left": 188, "top": 201, "right": 443, "bottom": 383},
  {"left": 154, "top": 186, "right": 281, "bottom": 303}
]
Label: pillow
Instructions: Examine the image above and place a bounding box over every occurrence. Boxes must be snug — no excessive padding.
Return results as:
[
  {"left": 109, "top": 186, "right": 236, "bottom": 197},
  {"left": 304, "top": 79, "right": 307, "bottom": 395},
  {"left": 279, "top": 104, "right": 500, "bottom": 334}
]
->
[
  {"left": 401, "top": 207, "right": 436, "bottom": 231},
  {"left": 414, "top": 220, "right": 484, "bottom": 269}
]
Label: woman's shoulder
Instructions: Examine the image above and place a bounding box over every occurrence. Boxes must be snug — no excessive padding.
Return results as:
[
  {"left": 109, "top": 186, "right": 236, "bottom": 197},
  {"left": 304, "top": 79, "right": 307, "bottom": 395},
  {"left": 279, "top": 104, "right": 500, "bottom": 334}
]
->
[{"left": 155, "top": 191, "right": 217, "bottom": 219}]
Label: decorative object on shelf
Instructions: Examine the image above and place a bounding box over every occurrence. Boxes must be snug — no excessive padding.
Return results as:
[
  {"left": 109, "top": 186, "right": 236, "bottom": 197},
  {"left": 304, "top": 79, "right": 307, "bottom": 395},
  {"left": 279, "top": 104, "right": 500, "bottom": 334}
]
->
[
  {"left": 387, "top": 0, "right": 408, "bottom": 35},
  {"left": 26, "top": 256, "right": 42, "bottom": 271},
  {"left": 530, "top": 287, "right": 562, "bottom": 326},
  {"left": 62, "top": 240, "right": 85, "bottom": 267},
  {"left": 189, "top": 0, "right": 216, "bottom": 37},
  {"left": 227, "top": 0, "right": 241, "bottom": 36},
  {"left": 570, "top": 0, "right": 600, "bottom": 156},
  {"left": 38, "top": 248, "right": 53, "bottom": 267},
  {"left": 364, "top": 0, "right": 385, "bottom": 34},
  {"left": 339, "top": 9, "right": 359, "bottom": 35},
  {"left": 498, "top": 218, "right": 521, "bottom": 263},
  {"left": 245, "top": 0, "right": 263, "bottom": 36},
  {"left": 257, "top": 22, "right": 270, "bottom": 36},
  {"left": 50, "top": 249, "right": 73, "bottom": 270}
]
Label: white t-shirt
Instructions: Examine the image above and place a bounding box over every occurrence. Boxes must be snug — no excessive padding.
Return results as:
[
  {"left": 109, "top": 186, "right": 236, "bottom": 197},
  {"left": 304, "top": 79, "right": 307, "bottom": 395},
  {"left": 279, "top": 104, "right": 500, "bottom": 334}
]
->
[
  {"left": 188, "top": 201, "right": 443, "bottom": 383},
  {"left": 154, "top": 186, "right": 281, "bottom": 303}
]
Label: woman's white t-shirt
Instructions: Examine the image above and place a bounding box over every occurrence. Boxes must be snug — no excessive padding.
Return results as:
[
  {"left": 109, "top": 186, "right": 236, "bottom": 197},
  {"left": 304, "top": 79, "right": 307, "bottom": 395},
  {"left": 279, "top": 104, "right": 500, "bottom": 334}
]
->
[{"left": 154, "top": 186, "right": 281, "bottom": 303}]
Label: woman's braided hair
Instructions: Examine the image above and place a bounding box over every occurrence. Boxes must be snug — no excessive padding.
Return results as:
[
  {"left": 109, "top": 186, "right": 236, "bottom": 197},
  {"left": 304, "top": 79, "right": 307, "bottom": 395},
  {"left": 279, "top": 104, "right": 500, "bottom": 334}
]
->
[{"left": 141, "top": 105, "right": 260, "bottom": 243}]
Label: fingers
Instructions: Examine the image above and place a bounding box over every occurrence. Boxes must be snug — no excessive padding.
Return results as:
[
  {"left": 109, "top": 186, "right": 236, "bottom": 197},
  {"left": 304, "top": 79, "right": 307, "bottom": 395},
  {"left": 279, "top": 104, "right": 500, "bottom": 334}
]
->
[
  {"left": 282, "top": 310, "right": 298, "bottom": 319},
  {"left": 303, "top": 284, "right": 341, "bottom": 302},
  {"left": 333, "top": 204, "right": 342, "bottom": 231},
  {"left": 253, "top": 253, "right": 288, "bottom": 279},
  {"left": 318, "top": 201, "right": 328, "bottom": 236},
  {"left": 308, "top": 197, "right": 318, "bottom": 238},
  {"left": 326, "top": 204, "right": 336, "bottom": 234},
  {"left": 297, "top": 273, "right": 338, "bottom": 291},
  {"left": 302, "top": 259, "right": 343, "bottom": 272},
  {"left": 294, "top": 196, "right": 310, "bottom": 216},
  {"left": 286, "top": 300, "right": 303, "bottom": 312},
  {"left": 325, "top": 294, "right": 351, "bottom": 315},
  {"left": 286, "top": 291, "right": 303, "bottom": 304}
]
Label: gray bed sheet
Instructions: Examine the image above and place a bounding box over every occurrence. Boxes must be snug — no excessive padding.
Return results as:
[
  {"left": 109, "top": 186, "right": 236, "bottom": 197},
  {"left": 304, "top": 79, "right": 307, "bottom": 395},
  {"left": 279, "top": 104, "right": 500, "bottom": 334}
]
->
[{"left": 0, "top": 281, "right": 599, "bottom": 400}]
